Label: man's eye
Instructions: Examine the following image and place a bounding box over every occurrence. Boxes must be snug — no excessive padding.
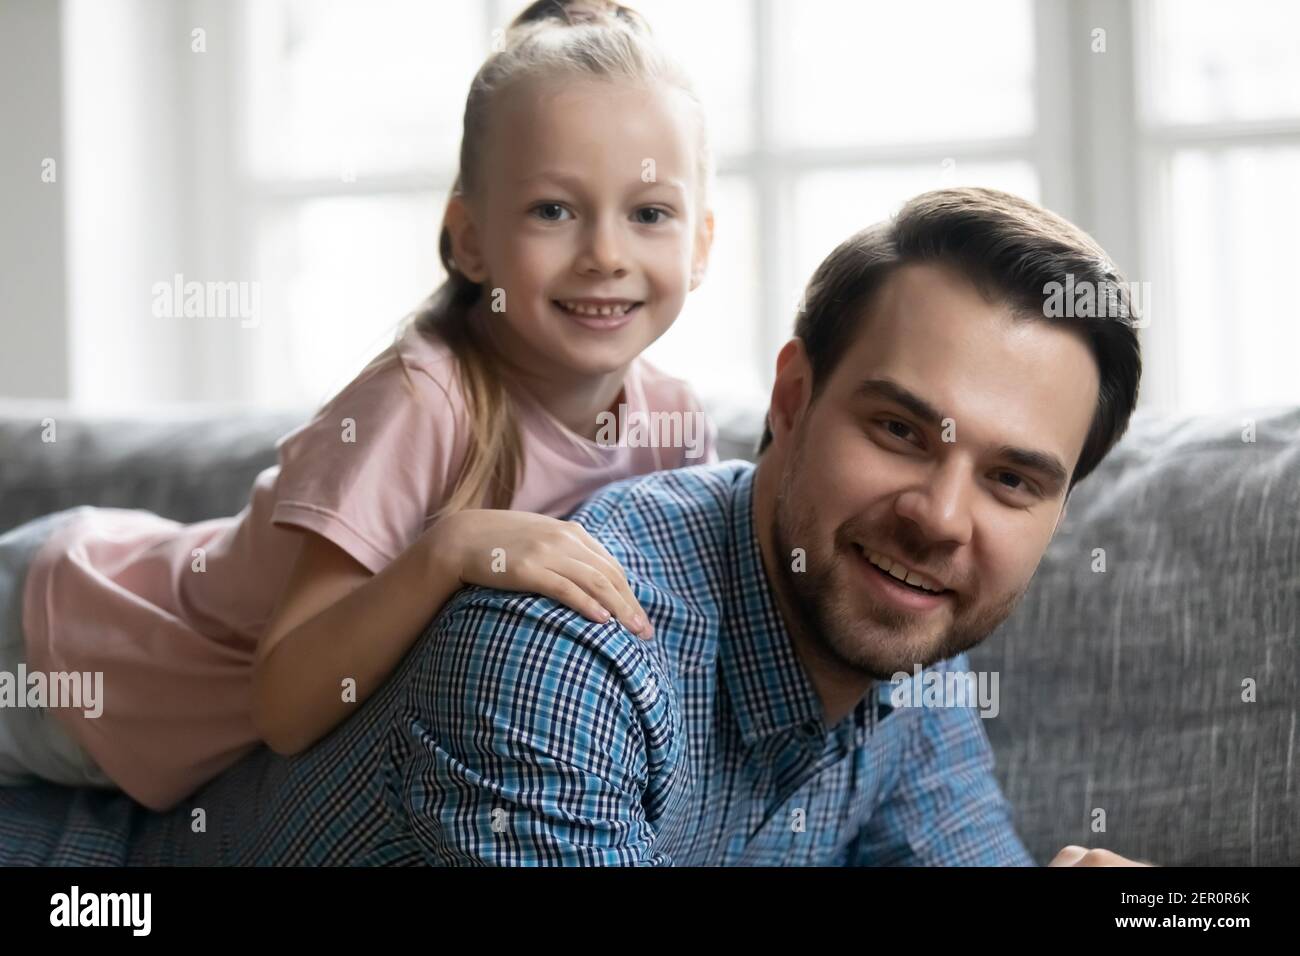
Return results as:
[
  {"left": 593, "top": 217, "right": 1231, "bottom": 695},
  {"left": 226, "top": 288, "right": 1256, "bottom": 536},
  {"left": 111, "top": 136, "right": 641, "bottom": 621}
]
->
[
  {"left": 633, "top": 207, "right": 669, "bottom": 225},
  {"left": 531, "top": 203, "right": 571, "bottom": 222},
  {"left": 882, "top": 420, "right": 915, "bottom": 442},
  {"left": 995, "top": 471, "right": 1033, "bottom": 494}
]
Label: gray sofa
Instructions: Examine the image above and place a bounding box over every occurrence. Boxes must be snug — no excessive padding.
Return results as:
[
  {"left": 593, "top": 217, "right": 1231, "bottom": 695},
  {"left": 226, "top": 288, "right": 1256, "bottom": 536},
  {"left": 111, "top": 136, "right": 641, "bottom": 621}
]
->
[{"left": 0, "top": 397, "right": 1296, "bottom": 865}]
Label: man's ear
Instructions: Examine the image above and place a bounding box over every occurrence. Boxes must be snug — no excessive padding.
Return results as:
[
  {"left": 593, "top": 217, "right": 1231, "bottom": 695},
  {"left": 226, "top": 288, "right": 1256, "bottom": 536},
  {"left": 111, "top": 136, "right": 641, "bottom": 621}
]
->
[
  {"left": 688, "top": 208, "right": 715, "bottom": 291},
  {"left": 443, "top": 195, "right": 488, "bottom": 283},
  {"left": 768, "top": 337, "right": 812, "bottom": 449}
]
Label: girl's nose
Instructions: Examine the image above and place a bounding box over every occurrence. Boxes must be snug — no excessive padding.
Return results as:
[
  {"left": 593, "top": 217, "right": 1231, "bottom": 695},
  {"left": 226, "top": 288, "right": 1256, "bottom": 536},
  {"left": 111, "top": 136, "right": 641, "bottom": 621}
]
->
[{"left": 576, "top": 218, "right": 628, "bottom": 277}]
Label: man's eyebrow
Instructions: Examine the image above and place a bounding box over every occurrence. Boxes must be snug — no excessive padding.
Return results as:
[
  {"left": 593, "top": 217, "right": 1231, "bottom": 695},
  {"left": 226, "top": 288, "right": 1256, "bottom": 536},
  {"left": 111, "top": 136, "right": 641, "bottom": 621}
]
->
[
  {"left": 993, "top": 445, "right": 1070, "bottom": 495},
  {"left": 855, "top": 377, "right": 1071, "bottom": 495},
  {"left": 854, "top": 378, "right": 945, "bottom": 428}
]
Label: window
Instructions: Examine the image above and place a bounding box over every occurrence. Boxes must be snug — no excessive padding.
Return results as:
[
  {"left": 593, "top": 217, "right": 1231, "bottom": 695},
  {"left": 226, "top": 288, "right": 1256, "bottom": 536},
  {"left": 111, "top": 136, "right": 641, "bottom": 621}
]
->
[
  {"left": 1136, "top": 0, "right": 1300, "bottom": 413},
  {"left": 230, "top": 0, "right": 483, "bottom": 408},
  {"left": 187, "top": 0, "right": 1297, "bottom": 414},
  {"left": 224, "top": 0, "right": 1042, "bottom": 411},
  {"left": 638, "top": 0, "right": 1038, "bottom": 410}
]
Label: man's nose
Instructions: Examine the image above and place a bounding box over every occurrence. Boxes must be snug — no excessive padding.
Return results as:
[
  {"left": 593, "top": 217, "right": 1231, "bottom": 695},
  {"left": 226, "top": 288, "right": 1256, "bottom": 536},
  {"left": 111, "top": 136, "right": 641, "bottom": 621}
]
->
[
  {"left": 576, "top": 215, "right": 629, "bottom": 277},
  {"left": 894, "top": 461, "right": 974, "bottom": 547}
]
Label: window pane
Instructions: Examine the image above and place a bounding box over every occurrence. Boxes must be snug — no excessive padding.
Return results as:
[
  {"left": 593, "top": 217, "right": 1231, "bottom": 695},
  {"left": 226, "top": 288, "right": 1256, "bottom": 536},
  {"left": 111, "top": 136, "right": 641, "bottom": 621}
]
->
[
  {"left": 250, "top": 193, "right": 444, "bottom": 408},
  {"left": 789, "top": 160, "right": 1039, "bottom": 306},
  {"left": 1142, "top": 0, "right": 1300, "bottom": 125},
  {"left": 629, "top": 0, "right": 754, "bottom": 156},
  {"left": 772, "top": 0, "right": 1034, "bottom": 149},
  {"left": 644, "top": 176, "right": 763, "bottom": 404},
  {"left": 240, "top": 0, "right": 483, "bottom": 181},
  {"left": 1162, "top": 146, "right": 1300, "bottom": 411}
]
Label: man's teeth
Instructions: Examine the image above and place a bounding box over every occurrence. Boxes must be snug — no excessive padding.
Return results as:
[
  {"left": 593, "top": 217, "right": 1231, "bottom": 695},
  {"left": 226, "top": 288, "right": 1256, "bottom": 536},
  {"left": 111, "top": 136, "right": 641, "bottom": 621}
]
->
[
  {"left": 864, "top": 549, "right": 945, "bottom": 593},
  {"left": 556, "top": 300, "right": 635, "bottom": 317}
]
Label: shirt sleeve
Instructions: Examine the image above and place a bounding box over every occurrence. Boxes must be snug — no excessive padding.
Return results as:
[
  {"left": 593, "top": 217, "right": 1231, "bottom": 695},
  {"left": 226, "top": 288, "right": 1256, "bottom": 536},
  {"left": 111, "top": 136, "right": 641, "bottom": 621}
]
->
[
  {"left": 270, "top": 351, "right": 465, "bottom": 574},
  {"left": 393, "top": 589, "right": 678, "bottom": 866},
  {"left": 847, "top": 654, "right": 1036, "bottom": 867}
]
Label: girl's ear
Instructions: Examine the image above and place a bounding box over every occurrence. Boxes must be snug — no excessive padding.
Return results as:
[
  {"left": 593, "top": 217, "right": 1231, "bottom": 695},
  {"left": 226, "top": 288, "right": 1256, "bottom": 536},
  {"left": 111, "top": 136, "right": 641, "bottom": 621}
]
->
[
  {"left": 688, "top": 209, "right": 715, "bottom": 290},
  {"left": 444, "top": 195, "right": 489, "bottom": 283}
]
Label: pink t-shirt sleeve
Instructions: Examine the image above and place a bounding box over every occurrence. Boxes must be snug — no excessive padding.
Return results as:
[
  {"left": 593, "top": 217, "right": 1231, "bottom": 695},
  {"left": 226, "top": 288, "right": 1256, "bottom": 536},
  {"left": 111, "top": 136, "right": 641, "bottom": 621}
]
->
[{"left": 270, "top": 350, "right": 467, "bottom": 574}]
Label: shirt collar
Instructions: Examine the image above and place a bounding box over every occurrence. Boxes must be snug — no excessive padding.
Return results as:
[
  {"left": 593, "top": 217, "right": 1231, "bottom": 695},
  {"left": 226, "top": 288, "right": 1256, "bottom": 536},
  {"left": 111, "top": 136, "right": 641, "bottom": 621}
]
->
[{"left": 718, "top": 464, "right": 828, "bottom": 746}]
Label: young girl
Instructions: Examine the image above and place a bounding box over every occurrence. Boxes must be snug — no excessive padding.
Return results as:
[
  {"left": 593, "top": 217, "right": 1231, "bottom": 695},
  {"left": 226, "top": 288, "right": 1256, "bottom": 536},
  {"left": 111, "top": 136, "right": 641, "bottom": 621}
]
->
[{"left": 0, "top": 0, "right": 717, "bottom": 811}]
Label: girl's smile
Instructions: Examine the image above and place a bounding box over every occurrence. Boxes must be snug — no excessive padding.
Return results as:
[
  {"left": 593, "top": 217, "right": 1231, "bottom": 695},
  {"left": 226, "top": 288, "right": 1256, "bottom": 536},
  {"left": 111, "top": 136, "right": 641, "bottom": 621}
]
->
[{"left": 552, "top": 297, "right": 644, "bottom": 331}]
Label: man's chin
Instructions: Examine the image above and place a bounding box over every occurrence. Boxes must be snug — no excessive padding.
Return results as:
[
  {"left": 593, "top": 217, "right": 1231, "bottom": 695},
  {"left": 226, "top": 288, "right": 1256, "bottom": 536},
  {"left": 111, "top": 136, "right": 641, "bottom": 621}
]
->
[
  {"left": 816, "top": 586, "right": 992, "bottom": 679},
  {"left": 818, "top": 623, "right": 951, "bottom": 682}
]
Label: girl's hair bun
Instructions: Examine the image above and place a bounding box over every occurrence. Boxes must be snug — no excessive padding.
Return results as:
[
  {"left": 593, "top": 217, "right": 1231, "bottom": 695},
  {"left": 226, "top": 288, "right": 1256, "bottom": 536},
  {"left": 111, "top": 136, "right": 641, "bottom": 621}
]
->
[{"left": 508, "top": 0, "right": 650, "bottom": 39}]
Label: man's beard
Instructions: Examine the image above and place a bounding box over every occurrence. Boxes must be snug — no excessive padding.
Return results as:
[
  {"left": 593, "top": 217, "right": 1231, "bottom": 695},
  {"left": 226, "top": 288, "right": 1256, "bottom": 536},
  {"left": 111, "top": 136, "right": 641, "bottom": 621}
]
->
[{"left": 770, "top": 455, "right": 1029, "bottom": 682}]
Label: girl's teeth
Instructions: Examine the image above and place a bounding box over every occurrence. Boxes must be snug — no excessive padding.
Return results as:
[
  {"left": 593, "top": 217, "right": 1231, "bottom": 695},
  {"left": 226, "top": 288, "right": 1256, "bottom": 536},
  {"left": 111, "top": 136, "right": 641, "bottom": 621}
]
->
[{"left": 558, "top": 301, "right": 633, "bottom": 317}]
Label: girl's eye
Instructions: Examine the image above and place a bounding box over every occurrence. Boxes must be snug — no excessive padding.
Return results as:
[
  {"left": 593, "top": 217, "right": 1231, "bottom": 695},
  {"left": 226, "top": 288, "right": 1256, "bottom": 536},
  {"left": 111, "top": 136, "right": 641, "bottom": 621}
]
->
[
  {"left": 531, "top": 203, "right": 571, "bottom": 222},
  {"left": 633, "top": 207, "right": 669, "bottom": 225}
]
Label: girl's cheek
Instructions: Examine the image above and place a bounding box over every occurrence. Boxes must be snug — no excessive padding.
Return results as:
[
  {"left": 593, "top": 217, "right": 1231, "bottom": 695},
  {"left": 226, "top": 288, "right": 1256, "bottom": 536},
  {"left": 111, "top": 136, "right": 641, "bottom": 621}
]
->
[{"left": 511, "top": 242, "right": 560, "bottom": 281}]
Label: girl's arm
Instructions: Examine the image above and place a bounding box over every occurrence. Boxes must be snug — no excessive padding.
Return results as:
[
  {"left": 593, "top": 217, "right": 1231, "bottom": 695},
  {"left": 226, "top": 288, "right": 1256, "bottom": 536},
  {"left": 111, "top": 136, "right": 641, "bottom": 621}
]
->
[{"left": 252, "top": 512, "right": 651, "bottom": 757}]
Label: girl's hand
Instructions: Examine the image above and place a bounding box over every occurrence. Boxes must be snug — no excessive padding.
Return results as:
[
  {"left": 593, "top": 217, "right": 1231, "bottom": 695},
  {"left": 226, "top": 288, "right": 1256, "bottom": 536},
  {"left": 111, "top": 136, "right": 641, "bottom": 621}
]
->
[{"left": 428, "top": 510, "right": 653, "bottom": 639}]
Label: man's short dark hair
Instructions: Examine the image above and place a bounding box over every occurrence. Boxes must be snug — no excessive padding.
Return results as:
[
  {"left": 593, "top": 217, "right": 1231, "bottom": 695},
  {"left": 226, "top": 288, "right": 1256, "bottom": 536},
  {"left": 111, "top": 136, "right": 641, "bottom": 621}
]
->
[{"left": 757, "top": 187, "right": 1143, "bottom": 492}]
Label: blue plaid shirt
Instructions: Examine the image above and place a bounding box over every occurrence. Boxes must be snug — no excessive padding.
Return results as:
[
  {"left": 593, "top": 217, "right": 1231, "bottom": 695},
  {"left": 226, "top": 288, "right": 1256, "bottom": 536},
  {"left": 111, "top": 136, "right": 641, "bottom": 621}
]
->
[
  {"left": 402, "top": 460, "right": 1033, "bottom": 865},
  {"left": 0, "top": 461, "right": 1034, "bottom": 867}
]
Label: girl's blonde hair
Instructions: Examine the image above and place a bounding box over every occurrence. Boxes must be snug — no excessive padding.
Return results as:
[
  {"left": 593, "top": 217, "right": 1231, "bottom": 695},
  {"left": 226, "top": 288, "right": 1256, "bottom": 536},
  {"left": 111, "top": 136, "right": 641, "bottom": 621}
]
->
[{"left": 397, "top": 0, "right": 711, "bottom": 517}]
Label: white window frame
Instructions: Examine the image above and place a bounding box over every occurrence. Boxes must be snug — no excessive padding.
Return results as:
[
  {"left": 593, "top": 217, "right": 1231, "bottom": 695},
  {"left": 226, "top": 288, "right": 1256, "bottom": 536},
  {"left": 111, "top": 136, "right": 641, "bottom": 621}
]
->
[{"left": 185, "top": 0, "right": 1287, "bottom": 414}]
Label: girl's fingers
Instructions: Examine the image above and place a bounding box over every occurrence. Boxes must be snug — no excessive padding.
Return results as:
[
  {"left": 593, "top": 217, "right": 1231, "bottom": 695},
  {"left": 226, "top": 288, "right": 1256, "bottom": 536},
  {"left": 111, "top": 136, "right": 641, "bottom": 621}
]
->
[
  {"left": 574, "top": 549, "right": 651, "bottom": 638},
  {"left": 534, "top": 570, "right": 612, "bottom": 626},
  {"left": 554, "top": 558, "right": 652, "bottom": 641},
  {"left": 566, "top": 525, "right": 652, "bottom": 636}
]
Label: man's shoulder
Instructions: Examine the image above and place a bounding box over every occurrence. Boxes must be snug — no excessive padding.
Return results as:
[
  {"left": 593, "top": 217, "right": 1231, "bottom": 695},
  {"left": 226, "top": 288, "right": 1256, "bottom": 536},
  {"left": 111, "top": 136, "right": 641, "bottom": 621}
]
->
[
  {"left": 436, "top": 588, "right": 655, "bottom": 670},
  {"left": 431, "top": 461, "right": 754, "bottom": 692},
  {"left": 425, "top": 589, "right": 679, "bottom": 767},
  {"left": 434, "top": 595, "right": 670, "bottom": 712},
  {"left": 566, "top": 459, "right": 753, "bottom": 561},
  {"left": 571, "top": 461, "right": 752, "bottom": 658}
]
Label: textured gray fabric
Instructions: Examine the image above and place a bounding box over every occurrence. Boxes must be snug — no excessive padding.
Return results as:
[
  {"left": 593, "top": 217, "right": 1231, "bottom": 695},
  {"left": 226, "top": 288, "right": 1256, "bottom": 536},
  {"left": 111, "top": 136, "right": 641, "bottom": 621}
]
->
[
  {"left": 0, "top": 400, "right": 308, "bottom": 533},
  {"left": 0, "top": 397, "right": 1295, "bottom": 865},
  {"left": 969, "top": 405, "right": 1299, "bottom": 866}
]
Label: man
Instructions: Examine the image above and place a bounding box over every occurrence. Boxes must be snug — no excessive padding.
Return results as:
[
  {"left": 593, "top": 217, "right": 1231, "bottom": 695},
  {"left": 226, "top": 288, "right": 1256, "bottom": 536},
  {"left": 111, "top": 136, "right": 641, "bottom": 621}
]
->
[
  {"left": 393, "top": 186, "right": 1145, "bottom": 866},
  {"left": 0, "top": 187, "right": 1146, "bottom": 867}
]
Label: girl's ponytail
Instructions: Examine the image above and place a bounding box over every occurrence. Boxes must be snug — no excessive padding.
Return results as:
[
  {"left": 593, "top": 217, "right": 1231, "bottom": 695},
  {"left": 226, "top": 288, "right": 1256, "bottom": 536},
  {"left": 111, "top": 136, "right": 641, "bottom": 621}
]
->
[{"left": 398, "top": 173, "right": 522, "bottom": 517}]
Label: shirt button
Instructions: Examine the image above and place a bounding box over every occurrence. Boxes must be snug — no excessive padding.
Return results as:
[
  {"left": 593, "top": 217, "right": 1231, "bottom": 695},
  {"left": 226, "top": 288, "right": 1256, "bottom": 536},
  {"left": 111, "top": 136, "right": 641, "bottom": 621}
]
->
[{"left": 800, "top": 720, "right": 820, "bottom": 738}]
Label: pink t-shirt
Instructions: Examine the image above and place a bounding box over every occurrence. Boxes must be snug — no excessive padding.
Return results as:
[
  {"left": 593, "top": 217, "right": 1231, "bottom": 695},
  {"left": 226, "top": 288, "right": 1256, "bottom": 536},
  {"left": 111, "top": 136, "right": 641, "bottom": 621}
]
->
[{"left": 21, "top": 326, "right": 717, "bottom": 811}]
